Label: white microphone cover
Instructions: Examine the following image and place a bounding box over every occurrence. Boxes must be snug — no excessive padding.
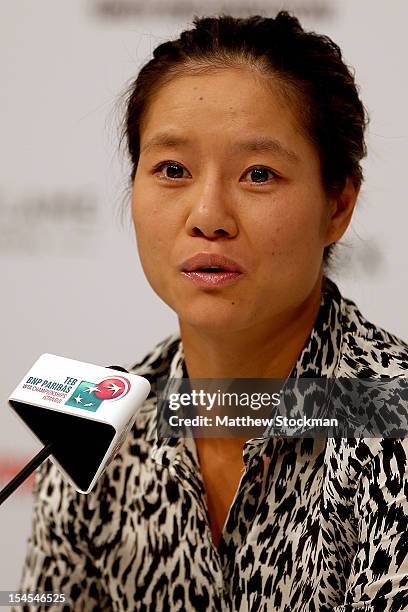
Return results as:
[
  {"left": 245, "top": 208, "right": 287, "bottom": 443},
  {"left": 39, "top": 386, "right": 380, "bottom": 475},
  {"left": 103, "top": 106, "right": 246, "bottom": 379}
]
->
[{"left": 8, "top": 354, "right": 151, "bottom": 493}]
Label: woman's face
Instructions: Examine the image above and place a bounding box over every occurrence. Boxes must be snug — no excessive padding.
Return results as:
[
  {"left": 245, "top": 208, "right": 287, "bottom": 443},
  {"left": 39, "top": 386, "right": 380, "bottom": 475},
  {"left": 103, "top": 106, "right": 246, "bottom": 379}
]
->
[{"left": 132, "top": 68, "right": 341, "bottom": 333}]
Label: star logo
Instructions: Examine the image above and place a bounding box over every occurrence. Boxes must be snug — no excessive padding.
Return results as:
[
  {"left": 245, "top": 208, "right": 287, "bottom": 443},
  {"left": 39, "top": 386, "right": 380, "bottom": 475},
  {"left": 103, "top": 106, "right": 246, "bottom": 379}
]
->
[{"left": 83, "top": 385, "right": 101, "bottom": 394}]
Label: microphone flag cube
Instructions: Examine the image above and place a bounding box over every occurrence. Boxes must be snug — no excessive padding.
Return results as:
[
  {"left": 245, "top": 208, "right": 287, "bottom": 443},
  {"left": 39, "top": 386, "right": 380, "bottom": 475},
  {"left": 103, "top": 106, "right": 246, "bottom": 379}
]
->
[{"left": 8, "top": 354, "right": 151, "bottom": 493}]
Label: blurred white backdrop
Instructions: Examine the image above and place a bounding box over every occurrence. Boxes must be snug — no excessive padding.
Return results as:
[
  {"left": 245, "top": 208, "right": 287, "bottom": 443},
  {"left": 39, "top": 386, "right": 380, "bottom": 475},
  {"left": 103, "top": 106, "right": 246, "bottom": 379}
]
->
[{"left": 1, "top": 0, "right": 407, "bottom": 595}]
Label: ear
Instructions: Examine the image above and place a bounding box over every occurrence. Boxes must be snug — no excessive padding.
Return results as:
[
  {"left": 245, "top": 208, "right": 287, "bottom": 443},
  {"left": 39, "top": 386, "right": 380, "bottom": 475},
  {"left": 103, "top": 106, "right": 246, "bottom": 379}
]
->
[{"left": 325, "top": 177, "right": 360, "bottom": 246}]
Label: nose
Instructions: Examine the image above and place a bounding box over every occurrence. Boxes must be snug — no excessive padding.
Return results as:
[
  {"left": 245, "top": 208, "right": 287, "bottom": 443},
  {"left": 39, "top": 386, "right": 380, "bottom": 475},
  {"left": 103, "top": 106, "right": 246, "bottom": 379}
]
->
[{"left": 185, "top": 174, "right": 239, "bottom": 240}]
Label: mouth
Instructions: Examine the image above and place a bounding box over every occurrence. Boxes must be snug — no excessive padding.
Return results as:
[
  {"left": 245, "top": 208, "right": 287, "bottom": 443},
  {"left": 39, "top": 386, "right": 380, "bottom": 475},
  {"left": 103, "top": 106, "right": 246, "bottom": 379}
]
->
[
  {"left": 181, "top": 269, "right": 242, "bottom": 289},
  {"left": 179, "top": 253, "right": 244, "bottom": 289},
  {"left": 180, "top": 253, "right": 245, "bottom": 274},
  {"left": 193, "top": 266, "right": 231, "bottom": 272}
]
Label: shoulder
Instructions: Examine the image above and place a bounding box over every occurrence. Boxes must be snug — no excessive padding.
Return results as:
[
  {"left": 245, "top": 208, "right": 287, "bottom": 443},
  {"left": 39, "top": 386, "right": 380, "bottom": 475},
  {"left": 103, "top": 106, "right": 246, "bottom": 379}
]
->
[
  {"left": 339, "top": 294, "right": 408, "bottom": 377},
  {"left": 127, "top": 331, "right": 182, "bottom": 380},
  {"left": 333, "top": 292, "right": 408, "bottom": 485},
  {"left": 125, "top": 332, "right": 182, "bottom": 436}
]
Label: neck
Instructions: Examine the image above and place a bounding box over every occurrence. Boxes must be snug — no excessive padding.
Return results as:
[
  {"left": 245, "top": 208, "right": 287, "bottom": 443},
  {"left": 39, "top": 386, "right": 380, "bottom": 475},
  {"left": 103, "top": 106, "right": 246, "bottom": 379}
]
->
[{"left": 179, "top": 275, "right": 324, "bottom": 379}]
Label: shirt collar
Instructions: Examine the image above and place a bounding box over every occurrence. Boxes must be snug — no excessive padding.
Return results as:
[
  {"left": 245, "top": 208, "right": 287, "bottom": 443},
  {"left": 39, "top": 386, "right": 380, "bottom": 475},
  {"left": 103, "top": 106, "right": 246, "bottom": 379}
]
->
[{"left": 289, "top": 276, "right": 344, "bottom": 378}]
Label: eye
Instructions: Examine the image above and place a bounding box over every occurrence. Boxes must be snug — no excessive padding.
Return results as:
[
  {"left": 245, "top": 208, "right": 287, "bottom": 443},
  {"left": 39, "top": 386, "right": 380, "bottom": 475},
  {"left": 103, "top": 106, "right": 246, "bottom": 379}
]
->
[
  {"left": 242, "top": 166, "right": 279, "bottom": 184},
  {"left": 153, "top": 161, "right": 191, "bottom": 180}
]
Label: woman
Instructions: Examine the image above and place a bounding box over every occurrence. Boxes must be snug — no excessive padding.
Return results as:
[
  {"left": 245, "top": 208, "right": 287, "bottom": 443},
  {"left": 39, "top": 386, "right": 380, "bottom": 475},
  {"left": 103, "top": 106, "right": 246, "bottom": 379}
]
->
[{"left": 17, "top": 12, "right": 408, "bottom": 612}]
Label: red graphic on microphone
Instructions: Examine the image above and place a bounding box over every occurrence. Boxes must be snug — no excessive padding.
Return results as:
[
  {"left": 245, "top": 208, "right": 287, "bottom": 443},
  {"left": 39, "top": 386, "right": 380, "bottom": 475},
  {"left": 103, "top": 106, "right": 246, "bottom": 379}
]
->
[{"left": 93, "top": 377, "right": 131, "bottom": 401}]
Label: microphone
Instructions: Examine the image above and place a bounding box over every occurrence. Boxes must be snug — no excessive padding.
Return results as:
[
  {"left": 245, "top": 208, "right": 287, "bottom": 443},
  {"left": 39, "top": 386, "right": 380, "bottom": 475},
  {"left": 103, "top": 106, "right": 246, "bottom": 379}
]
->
[{"left": 0, "top": 354, "right": 151, "bottom": 505}]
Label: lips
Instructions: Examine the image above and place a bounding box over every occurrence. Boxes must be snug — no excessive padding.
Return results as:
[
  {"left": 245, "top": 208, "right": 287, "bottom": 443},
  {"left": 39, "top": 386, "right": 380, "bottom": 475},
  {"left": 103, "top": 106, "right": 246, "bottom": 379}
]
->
[
  {"left": 180, "top": 253, "right": 244, "bottom": 273},
  {"left": 179, "top": 253, "right": 245, "bottom": 289}
]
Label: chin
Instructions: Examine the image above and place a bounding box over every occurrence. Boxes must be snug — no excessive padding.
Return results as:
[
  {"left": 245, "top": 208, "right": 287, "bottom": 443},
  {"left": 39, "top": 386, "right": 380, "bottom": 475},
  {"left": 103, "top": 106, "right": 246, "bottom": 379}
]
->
[{"left": 177, "top": 303, "right": 249, "bottom": 333}]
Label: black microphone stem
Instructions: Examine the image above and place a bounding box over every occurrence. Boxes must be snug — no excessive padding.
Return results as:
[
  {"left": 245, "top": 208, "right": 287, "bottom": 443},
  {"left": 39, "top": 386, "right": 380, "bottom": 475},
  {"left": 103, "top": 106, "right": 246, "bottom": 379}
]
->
[{"left": 0, "top": 442, "right": 54, "bottom": 506}]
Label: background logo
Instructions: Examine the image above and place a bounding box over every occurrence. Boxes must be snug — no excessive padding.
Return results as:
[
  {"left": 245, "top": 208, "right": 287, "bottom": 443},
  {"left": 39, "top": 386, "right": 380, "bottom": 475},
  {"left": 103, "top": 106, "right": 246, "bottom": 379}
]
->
[{"left": 65, "top": 376, "right": 130, "bottom": 412}]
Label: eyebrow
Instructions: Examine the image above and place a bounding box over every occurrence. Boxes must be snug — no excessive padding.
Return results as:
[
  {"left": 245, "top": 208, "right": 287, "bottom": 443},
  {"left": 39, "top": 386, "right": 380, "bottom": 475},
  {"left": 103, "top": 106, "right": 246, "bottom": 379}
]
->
[{"left": 140, "top": 132, "right": 300, "bottom": 163}]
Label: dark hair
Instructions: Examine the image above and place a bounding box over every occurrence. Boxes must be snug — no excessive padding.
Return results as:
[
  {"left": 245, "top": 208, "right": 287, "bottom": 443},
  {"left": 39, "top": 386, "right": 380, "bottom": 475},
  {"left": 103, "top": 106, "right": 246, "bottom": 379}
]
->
[{"left": 123, "top": 11, "right": 368, "bottom": 262}]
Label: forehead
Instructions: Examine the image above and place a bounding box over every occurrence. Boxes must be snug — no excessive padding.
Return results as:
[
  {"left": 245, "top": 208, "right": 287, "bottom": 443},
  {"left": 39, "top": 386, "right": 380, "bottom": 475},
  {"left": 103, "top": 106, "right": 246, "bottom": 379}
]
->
[{"left": 139, "top": 67, "right": 310, "bottom": 154}]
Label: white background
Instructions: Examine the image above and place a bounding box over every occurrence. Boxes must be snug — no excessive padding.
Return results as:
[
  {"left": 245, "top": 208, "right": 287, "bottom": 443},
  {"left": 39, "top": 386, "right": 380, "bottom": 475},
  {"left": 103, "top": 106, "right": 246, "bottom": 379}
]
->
[{"left": 1, "top": 0, "right": 407, "bottom": 595}]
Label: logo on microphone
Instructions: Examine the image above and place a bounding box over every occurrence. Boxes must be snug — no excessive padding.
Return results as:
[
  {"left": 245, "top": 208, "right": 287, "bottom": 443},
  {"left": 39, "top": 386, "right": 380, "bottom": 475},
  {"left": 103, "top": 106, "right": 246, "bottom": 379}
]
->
[{"left": 65, "top": 376, "right": 131, "bottom": 412}]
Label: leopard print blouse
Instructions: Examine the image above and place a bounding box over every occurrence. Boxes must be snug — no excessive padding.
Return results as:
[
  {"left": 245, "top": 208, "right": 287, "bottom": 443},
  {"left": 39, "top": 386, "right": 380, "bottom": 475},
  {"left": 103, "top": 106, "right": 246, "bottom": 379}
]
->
[{"left": 15, "top": 278, "right": 408, "bottom": 611}]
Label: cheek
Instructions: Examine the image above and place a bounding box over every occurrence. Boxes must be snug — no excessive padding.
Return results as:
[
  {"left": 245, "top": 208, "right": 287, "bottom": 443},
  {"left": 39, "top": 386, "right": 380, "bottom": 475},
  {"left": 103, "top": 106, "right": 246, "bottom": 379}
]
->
[
  {"left": 131, "top": 187, "right": 181, "bottom": 278},
  {"left": 254, "top": 192, "right": 327, "bottom": 268}
]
